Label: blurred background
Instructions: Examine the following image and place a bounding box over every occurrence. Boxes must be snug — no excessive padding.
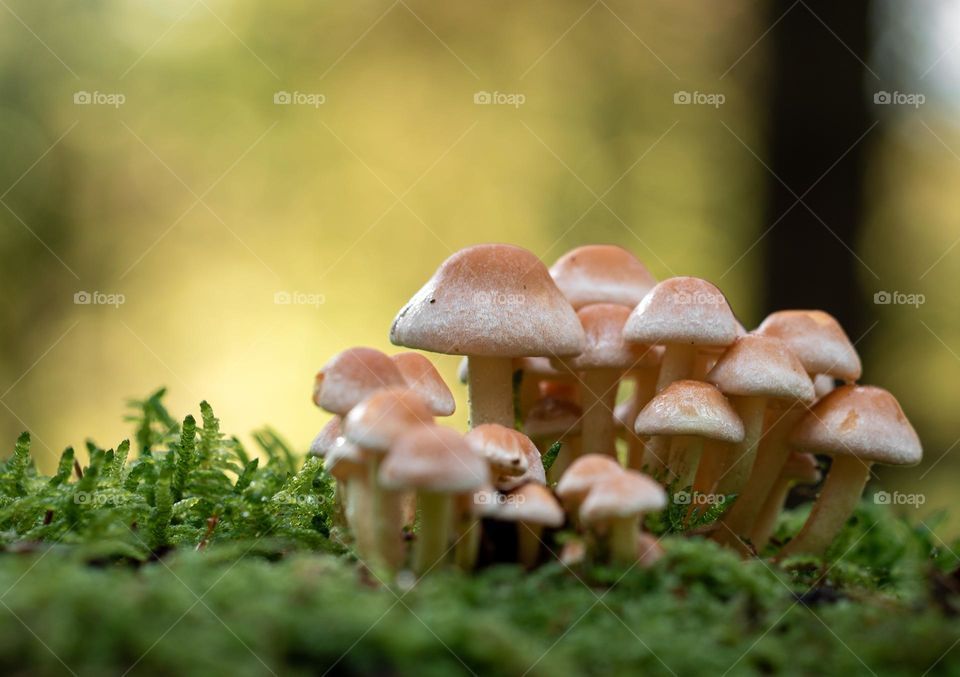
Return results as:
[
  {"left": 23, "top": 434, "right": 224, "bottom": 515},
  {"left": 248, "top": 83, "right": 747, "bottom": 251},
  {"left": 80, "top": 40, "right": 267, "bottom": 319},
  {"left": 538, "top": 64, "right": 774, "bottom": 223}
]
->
[{"left": 0, "top": 1, "right": 957, "bottom": 529}]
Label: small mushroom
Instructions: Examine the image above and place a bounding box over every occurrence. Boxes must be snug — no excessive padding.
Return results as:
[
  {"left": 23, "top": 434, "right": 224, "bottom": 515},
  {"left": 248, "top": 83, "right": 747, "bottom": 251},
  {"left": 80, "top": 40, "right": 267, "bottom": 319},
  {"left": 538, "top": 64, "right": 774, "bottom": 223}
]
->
[
  {"left": 391, "top": 352, "right": 456, "bottom": 416},
  {"left": 555, "top": 453, "right": 625, "bottom": 522},
  {"left": 325, "top": 437, "right": 374, "bottom": 560},
  {"left": 549, "top": 244, "right": 657, "bottom": 309},
  {"left": 390, "top": 244, "right": 585, "bottom": 428},
  {"left": 482, "top": 483, "right": 564, "bottom": 568},
  {"left": 465, "top": 424, "right": 530, "bottom": 483},
  {"left": 579, "top": 471, "right": 666, "bottom": 565},
  {"left": 778, "top": 385, "right": 921, "bottom": 557},
  {"left": 313, "top": 347, "right": 405, "bottom": 415},
  {"left": 750, "top": 452, "right": 821, "bottom": 551},
  {"left": 495, "top": 432, "right": 547, "bottom": 492}
]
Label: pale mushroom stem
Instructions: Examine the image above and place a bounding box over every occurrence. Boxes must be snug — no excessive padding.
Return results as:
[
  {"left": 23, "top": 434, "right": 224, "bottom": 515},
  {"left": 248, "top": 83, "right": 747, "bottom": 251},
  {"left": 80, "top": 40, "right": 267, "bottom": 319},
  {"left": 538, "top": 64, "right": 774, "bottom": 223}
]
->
[
  {"left": 627, "top": 369, "right": 658, "bottom": 471},
  {"left": 750, "top": 475, "right": 793, "bottom": 550},
  {"left": 668, "top": 435, "right": 703, "bottom": 489},
  {"left": 644, "top": 345, "right": 696, "bottom": 476},
  {"left": 778, "top": 456, "right": 871, "bottom": 557},
  {"left": 715, "top": 407, "right": 803, "bottom": 545},
  {"left": 454, "top": 517, "right": 481, "bottom": 571},
  {"left": 415, "top": 491, "right": 453, "bottom": 574},
  {"left": 714, "top": 396, "right": 767, "bottom": 497},
  {"left": 580, "top": 368, "right": 620, "bottom": 457},
  {"left": 518, "top": 523, "right": 543, "bottom": 569},
  {"left": 367, "top": 455, "right": 404, "bottom": 572},
  {"left": 687, "top": 440, "right": 725, "bottom": 525},
  {"left": 609, "top": 515, "right": 639, "bottom": 565},
  {"left": 345, "top": 477, "right": 376, "bottom": 562},
  {"left": 467, "top": 356, "right": 516, "bottom": 428}
]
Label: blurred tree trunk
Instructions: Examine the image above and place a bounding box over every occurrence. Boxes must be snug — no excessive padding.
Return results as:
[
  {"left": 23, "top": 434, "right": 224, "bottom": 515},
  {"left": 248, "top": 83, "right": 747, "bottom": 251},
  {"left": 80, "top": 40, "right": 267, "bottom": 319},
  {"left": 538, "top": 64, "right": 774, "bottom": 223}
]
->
[{"left": 762, "top": 0, "right": 873, "bottom": 338}]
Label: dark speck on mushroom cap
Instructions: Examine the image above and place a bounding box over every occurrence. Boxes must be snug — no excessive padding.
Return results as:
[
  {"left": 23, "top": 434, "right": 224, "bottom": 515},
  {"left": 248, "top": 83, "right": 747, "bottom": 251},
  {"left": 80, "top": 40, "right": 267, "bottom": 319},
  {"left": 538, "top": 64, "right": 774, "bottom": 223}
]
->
[{"left": 389, "top": 244, "right": 585, "bottom": 357}]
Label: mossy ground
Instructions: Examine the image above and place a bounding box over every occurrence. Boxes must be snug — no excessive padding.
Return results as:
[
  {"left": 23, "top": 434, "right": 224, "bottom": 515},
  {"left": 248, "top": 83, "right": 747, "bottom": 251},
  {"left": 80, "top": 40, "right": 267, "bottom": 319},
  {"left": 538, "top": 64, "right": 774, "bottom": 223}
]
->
[{"left": 0, "top": 392, "right": 957, "bottom": 676}]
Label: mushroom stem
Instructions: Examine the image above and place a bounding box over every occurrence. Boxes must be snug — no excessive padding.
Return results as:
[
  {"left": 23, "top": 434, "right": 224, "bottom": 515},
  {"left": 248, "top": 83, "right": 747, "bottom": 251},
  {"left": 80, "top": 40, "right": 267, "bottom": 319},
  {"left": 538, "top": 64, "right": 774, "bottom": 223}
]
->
[
  {"left": 344, "top": 476, "right": 375, "bottom": 561},
  {"left": 668, "top": 435, "right": 703, "bottom": 489},
  {"left": 655, "top": 344, "right": 697, "bottom": 392},
  {"left": 414, "top": 491, "right": 452, "bottom": 574},
  {"left": 687, "top": 440, "right": 725, "bottom": 524},
  {"left": 467, "top": 356, "right": 516, "bottom": 428},
  {"left": 608, "top": 515, "right": 639, "bottom": 565},
  {"left": 580, "top": 368, "right": 620, "bottom": 457},
  {"left": 626, "top": 369, "right": 657, "bottom": 470},
  {"left": 453, "top": 517, "right": 481, "bottom": 571},
  {"left": 714, "top": 407, "right": 803, "bottom": 546},
  {"left": 778, "top": 455, "right": 871, "bottom": 558},
  {"left": 714, "top": 396, "right": 767, "bottom": 497},
  {"left": 750, "top": 475, "right": 793, "bottom": 551},
  {"left": 517, "top": 522, "right": 543, "bottom": 569},
  {"left": 367, "top": 455, "right": 404, "bottom": 572}
]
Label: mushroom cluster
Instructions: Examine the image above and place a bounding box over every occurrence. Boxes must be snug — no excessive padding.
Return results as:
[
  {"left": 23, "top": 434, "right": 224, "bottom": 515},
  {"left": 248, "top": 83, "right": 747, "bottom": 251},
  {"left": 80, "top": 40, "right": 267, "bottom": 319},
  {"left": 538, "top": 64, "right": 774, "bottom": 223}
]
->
[{"left": 311, "top": 243, "right": 922, "bottom": 576}]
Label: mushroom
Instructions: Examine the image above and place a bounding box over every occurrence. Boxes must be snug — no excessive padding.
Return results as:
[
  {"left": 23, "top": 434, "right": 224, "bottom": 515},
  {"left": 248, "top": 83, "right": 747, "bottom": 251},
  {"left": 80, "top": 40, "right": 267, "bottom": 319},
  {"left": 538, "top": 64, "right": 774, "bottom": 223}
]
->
[
  {"left": 465, "top": 424, "right": 530, "bottom": 484},
  {"left": 555, "top": 453, "right": 624, "bottom": 522},
  {"left": 391, "top": 352, "right": 456, "bottom": 416},
  {"left": 579, "top": 470, "right": 666, "bottom": 565},
  {"left": 495, "top": 431, "right": 546, "bottom": 492},
  {"left": 481, "top": 483, "right": 564, "bottom": 568},
  {"left": 549, "top": 244, "right": 657, "bottom": 309},
  {"left": 632, "top": 380, "right": 744, "bottom": 489},
  {"left": 524, "top": 394, "right": 582, "bottom": 481},
  {"left": 705, "top": 334, "right": 815, "bottom": 501},
  {"left": 778, "top": 385, "right": 922, "bottom": 557},
  {"left": 554, "top": 303, "right": 657, "bottom": 458},
  {"left": 313, "top": 347, "right": 405, "bottom": 415},
  {"left": 379, "top": 425, "right": 489, "bottom": 574},
  {"left": 749, "top": 452, "right": 821, "bottom": 551},
  {"left": 325, "top": 437, "right": 375, "bottom": 561},
  {"left": 720, "top": 311, "right": 859, "bottom": 542},
  {"left": 343, "top": 387, "right": 434, "bottom": 571},
  {"left": 390, "top": 244, "right": 585, "bottom": 428}
]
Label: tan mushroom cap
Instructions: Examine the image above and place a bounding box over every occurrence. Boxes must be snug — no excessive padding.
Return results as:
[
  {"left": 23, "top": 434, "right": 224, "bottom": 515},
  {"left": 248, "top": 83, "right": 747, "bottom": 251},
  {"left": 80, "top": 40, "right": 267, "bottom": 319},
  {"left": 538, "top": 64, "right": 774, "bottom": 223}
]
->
[
  {"left": 496, "top": 437, "right": 547, "bottom": 491},
  {"left": 379, "top": 425, "right": 490, "bottom": 493},
  {"left": 464, "top": 424, "right": 531, "bottom": 476},
  {"left": 633, "top": 380, "right": 744, "bottom": 443},
  {"left": 557, "top": 304, "right": 658, "bottom": 371},
  {"left": 756, "top": 310, "right": 862, "bottom": 381},
  {"left": 325, "top": 437, "right": 366, "bottom": 481},
  {"left": 483, "top": 483, "right": 565, "bottom": 527},
  {"left": 343, "top": 387, "right": 434, "bottom": 453},
  {"left": 579, "top": 471, "right": 667, "bottom": 524},
  {"left": 549, "top": 244, "right": 657, "bottom": 309},
  {"left": 524, "top": 397, "right": 583, "bottom": 439},
  {"left": 623, "top": 277, "right": 739, "bottom": 347},
  {"left": 789, "top": 385, "right": 922, "bottom": 466},
  {"left": 707, "top": 334, "right": 816, "bottom": 402},
  {"left": 556, "top": 454, "right": 624, "bottom": 504},
  {"left": 314, "top": 347, "right": 405, "bottom": 416},
  {"left": 391, "top": 352, "right": 456, "bottom": 416},
  {"left": 389, "top": 244, "right": 586, "bottom": 357},
  {"left": 783, "top": 452, "right": 821, "bottom": 484},
  {"left": 309, "top": 416, "right": 342, "bottom": 457}
]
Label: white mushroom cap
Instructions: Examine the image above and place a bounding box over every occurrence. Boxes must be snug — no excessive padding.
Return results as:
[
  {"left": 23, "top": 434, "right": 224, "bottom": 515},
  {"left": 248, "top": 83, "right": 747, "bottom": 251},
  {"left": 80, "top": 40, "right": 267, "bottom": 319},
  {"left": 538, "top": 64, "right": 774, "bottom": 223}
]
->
[
  {"left": 623, "top": 277, "right": 739, "bottom": 347},
  {"left": 789, "top": 385, "right": 922, "bottom": 466},
  {"left": 557, "top": 304, "right": 658, "bottom": 371},
  {"left": 464, "top": 424, "right": 531, "bottom": 476},
  {"left": 391, "top": 352, "right": 456, "bottom": 416},
  {"left": 579, "top": 471, "right": 667, "bottom": 524},
  {"left": 309, "top": 416, "right": 342, "bottom": 457},
  {"left": 325, "top": 437, "right": 366, "bottom": 481},
  {"left": 389, "top": 244, "right": 585, "bottom": 357},
  {"left": 549, "top": 244, "right": 657, "bottom": 309},
  {"left": 379, "top": 425, "right": 490, "bottom": 492},
  {"left": 555, "top": 454, "right": 624, "bottom": 504},
  {"left": 343, "top": 387, "right": 434, "bottom": 453},
  {"left": 314, "top": 347, "right": 405, "bottom": 416},
  {"left": 707, "top": 334, "right": 815, "bottom": 402},
  {"left": 483, "top": 483, "right": 565, "bottom": 527},
  {"left": 633, "top": 380, "right": 744, "bottom": 443},
  {"left": 756, "top": 310, "right": 862, "bottom": 382}
]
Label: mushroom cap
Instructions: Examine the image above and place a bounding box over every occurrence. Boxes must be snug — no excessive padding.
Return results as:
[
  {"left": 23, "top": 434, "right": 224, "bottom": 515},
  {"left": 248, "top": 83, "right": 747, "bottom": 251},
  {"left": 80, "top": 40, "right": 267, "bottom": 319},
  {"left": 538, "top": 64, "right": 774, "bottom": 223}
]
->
[
  {"left": 379, "top": 425, "right": 490, "bottom": 492},
  {"left": 782, "top": 452, "right": 821, "bottom": 484},
  {"left": 756, "top": 310, "right": 862, "bottom": 381},
  {"left": 789, "top": 385, "right": 922, "bottom": 466},
  {"left": 483, "top": 483, "right": 565, "bottom": 527},
  {"left": 325, "top": 437, "right": 366, "bottom": 481},
  {"left": 623, "top": 277, "right": 740, "bottom": 347},
  {"left": 557, "top": 304, "right": 658, "bottom": 371},
  {"left": 390, "top": 244, "right": 586, "bottom": 357},
  {"left": 556, "top": 454, "right": 624, "bottom": 504},
  {"left": 343, "top": 387, "right": 434, "bottom": 453},
  {"left": 579, "top": 471, "right": 667, "bottom": 523},
  {"left": 391, "top": 352, "right": 456, "bottom": 416},
  {"left": 524, "top": 397, "right": 583, "bottom": 439},
  {"left": 633, "top": 380, "right": 744, "bottom": 443},
  {"left": 707, "top": 334, "right": 816, "bottom": 402},
  {"left": 314, "top": 347, "right": 405, "bottom": 416},
  {"left": 496, "top": 437, "right": 547, "bottom": 491},
  {"left": 309, "top": 416, "right": 342, "bottom": 457},
  {"left": 464, "top": 424, "right": 531, "bottom": 476},
  {"left": 814, "top": 374, "right": 836, "bottom": 399},
  {"left": 549, "top": 244, "right": 657, "bottom": 309}
]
